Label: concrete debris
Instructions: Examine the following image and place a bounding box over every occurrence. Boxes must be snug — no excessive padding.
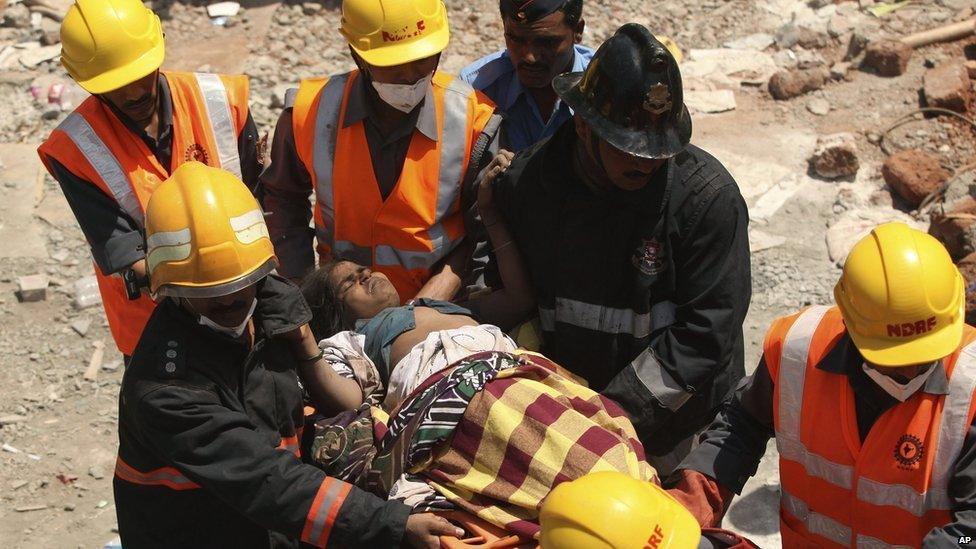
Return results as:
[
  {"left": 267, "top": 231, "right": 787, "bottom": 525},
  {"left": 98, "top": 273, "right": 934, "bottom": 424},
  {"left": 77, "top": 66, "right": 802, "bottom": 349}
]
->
[
  {"left": 924, "top": 61, "right": 974, "bottom": 113},
  {"left": 749, "top": 174, "right": 808, "bottom": 222},
  {"left": 83, "top": 340, "right": 105, "bottom": 382},
  {"left": 15, "top": 505, "right": 48, "bottom": 512},
  {"left": 775, "top": 22, "right": 830, "bottom": 50},
  {"left": 685, "top": 89, "right": 737, "bottom": 114},
  {"left": 70, "top": 318, "right": 91, "bottom": 337},
  {"left": 206, "top": 2, "right": 240, "bottom": 18},
  {"left": 17, "top": 274, "right": 49, "bottom": 302},
  {"left": 64, "top": 503, "right": 76, "bottom": 511},
  {"left": 96, "top": 500, "right": 109, "bottom": 509},
  {"left": 17, "top": 44, "right": 60, "bottom": 68},
  {"left": 827, "top": 209, "right": 923, "bottom": 265},
  {"left": 881, "top": 149, "right": 950, "bottom": 207},
  {"left": 844, "top": 32, "right": 870, "bottom": 62},
  {"left": 101, "top": 360, "right": 121, "bottom": 372},
  {"left": 88, "top": 466, "right": 105, "bottom": 480},
  {"left": 967, "top": 60, "right": 976, "bottom": 79},
  {"left": 3, "top": 443, "right": 21, "bottom": 453},
  {"left": 0, "top": 414, "right": 28, "bottom": 425},
  {"left": 56, "top": 473, "right": 78, "bottom": 485},
  {"left": 73, "top": 276, "right": 102, "bottom": 310},
  {"left": 11, "top": 480, "right": 29, "bottom": 490},
  {"left": 794, "top": 48, "right": 828, "bottom": 70},
  {"left": 806, "top": 97, "right": 831, "bottom": 115},
  {"left": 2, "top": 3, "right": 30, "bottom": 28},
  {"left": 749, "top": 229, "right": 787, "bottom": 253},
  {"left": 681, "top": 48, "right": 778, "bottom": 90},
  {"left": 809, "top": 133, "right": 860, "bottom": 180},
  {"left": 830, "top": 62, "right": 852, "bottom": 80},
  {"left": 723, "top": 33, "right": 775, "bottom": 51}
]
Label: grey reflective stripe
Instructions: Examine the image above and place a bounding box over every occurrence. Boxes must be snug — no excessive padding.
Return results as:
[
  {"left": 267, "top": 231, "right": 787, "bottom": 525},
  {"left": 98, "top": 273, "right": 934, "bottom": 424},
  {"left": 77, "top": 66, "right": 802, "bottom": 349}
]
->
[
  {"left": 856, "top": 535, "right": 913, "bottom": 549},
  {"left": 374, "top": 237, "right": 460, "bottom": 270},
  {"left": 855, "top": 340, "right": 976, "bottom": 515},
  {"left": 778, "top": 436, "right": 852, "bottom": 489},
  {"left": 782, "top": 490, "right": 852, "bottom": 547},
  {"left": 311, "top": 74, "right": 349, "bottom": 252},
  {"left": 194, "top": 73, "right": 242, "bottom": 179},
  {"left": 333, "top": 240, "right": 372, "bottom": 267},
  {"left": 284, "top": 87, "right": 298, "bottom": 109},
  {"left": 856, "top": 477, "right": 947, "bottom": 517},
  {"left": 629, "top": 346, "right": 692, "bottom": 411},
  {"left": 58, "top": 113, "right": 144, "bottom": 226},
  {"left": 537, "top": 297, "right": 651, "bottom": 337},
  {"left": 429, "top": 76, "right": 473, "bottom": 248},
  {"left": 776, "top": 305, "right": 830, "bottom": 438},
  {"left": 306, "top": 480, "right": 345, "bottom": 544}
]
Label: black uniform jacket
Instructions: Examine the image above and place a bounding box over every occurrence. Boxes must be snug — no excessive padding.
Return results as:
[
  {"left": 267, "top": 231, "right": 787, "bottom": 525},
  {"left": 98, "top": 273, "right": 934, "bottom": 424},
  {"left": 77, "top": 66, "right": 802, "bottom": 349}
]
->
[
  {"left": 491, "top": 123, "right": 752, "bottom": 454},
  {"left": 114, "top": 275, "right": 409, "bottom": 548}
]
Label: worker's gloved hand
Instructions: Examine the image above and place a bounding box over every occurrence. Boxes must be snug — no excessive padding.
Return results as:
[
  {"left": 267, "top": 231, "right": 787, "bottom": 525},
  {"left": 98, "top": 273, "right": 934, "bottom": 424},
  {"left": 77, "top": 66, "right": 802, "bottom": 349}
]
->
[{"left": 403, "top": 513, "right": 464, "bottom": 549}]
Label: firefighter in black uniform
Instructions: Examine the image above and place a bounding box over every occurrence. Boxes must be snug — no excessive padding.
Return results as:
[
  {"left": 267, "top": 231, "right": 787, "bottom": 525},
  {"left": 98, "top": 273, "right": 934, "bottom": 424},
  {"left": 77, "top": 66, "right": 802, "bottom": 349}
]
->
[
  {"left": 481, "top": 24, "right": 752, "bottom": 475},
  {"left": 114, "top": 162, "right": 461, "bottom": 548}
]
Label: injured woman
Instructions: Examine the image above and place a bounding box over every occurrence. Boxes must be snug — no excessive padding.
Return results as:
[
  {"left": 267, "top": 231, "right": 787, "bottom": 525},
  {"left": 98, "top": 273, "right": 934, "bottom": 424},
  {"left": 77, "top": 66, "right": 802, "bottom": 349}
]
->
[{"left": 294, "top": 153, "right": 745, "bottom": 547}]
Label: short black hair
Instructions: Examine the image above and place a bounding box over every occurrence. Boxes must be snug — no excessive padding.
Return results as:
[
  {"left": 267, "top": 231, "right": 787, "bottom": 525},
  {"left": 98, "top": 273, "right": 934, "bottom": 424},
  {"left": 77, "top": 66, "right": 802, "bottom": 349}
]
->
[
  {"left": 300, "top": 261, "right": 353, "bottom": 342},
  {"left": 500, "top": 0, "right": 583, "bottom": 27}
]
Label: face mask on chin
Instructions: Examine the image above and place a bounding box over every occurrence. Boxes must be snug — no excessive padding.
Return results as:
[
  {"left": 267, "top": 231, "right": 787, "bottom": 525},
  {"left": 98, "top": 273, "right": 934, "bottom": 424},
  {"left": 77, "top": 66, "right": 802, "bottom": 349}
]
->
[
  {"left": 862, "top": 361, "right": 938, "bottom": 402},
  {"left": 371, "top": 72, "right": 432, "bottom": 113},
  {"left": 197, "top": 298, "right": 257, "bottom": 339}
]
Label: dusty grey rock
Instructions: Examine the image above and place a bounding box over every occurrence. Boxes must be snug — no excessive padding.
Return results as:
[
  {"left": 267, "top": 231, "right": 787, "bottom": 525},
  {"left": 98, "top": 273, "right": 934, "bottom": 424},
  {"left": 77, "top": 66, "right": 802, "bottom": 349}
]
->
[
  {"left": 17, "top": 274, "right": 48, "bottom": 302},
  {"left": 810, "top": 133, "right": 860, "bottom": 179}
]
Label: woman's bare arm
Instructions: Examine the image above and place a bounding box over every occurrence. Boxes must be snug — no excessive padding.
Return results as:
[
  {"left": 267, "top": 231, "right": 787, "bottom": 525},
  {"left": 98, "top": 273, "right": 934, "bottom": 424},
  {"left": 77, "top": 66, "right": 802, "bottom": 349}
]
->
[
  {"left": 283, "top": 324, "right": 364, "bottom": 415},
  {"left": 466, "top": 150, "right": 536, "bottom": 330}
]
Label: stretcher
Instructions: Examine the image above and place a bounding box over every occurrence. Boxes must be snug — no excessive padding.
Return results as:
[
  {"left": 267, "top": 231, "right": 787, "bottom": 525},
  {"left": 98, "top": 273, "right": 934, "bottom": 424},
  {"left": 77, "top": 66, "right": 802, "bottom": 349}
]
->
[{"left": 436, "top": 511, "right": 538, "bottom": 549}]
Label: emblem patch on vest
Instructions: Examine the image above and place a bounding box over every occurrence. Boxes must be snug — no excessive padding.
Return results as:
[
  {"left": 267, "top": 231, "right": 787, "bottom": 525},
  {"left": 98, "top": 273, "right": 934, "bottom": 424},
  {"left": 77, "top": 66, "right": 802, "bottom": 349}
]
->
[
  {"left": 894, "top": 434, "right": 925, "bottom": 470},
  {"left": 184, "top": 143, "right": 210, "bottom": 164},
  {"left": 632, "top": 238, "right": 666, "bottom": 276}
]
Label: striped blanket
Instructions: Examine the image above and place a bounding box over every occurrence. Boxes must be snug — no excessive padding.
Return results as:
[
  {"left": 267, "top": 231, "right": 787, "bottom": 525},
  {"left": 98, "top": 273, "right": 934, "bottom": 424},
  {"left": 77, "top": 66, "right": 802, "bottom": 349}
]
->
[{"left": 307, "top": 350, "right": 656, "bottom": 540}]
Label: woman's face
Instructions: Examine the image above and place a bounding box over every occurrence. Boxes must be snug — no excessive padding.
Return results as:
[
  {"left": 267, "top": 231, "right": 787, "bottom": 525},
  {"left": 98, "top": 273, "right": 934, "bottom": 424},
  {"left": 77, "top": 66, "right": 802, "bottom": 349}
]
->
[{"left": 327, "top": 261, "right": 400, "bottom": 322}]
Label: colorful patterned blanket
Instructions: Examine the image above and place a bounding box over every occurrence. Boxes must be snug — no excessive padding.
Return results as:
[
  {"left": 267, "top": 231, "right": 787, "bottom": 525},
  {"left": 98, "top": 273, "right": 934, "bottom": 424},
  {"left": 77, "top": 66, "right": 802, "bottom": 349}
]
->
[{"left": 307, "top": 350, "right": 655, "bottom": 539}]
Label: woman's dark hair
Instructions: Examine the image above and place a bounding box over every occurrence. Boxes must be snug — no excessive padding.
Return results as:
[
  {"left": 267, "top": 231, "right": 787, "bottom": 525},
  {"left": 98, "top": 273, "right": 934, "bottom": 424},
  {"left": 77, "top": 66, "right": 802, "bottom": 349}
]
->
[{"left": 301, "top": 261, "right": 353, "bottom": 342}]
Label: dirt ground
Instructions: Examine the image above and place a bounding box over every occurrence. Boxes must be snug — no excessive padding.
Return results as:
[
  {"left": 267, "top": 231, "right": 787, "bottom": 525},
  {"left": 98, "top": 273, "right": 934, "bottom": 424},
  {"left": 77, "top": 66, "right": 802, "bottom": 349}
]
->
[{"left": 1, "top": 0, "right": 975, "bottom": 547}]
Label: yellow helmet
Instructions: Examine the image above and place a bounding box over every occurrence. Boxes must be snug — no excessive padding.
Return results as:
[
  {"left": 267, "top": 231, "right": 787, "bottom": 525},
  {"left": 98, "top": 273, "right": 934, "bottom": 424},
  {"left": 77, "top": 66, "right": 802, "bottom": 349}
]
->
[
  {"left": 61, "top": 0, "right": 165, "bottom": 94},
  {"left": 339, "top": 0, "right": 450, "bottom": 67},
  {"left": 145, "top": 162, "right": 277, "bottom": 298},
  {"left": 835, "top": 222, "right": 965, "bottom": 367},
  {"left": 540, "top": 471, "right": 701, "bottom": 549}
]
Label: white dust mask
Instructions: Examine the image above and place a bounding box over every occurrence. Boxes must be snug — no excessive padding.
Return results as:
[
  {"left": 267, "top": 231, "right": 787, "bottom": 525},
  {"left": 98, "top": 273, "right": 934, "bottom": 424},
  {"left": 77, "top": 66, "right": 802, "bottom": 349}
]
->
[
  {"left": 198, "top": 298, "right": 257, "bottom": 339},
  {"left": 862, "top": 361, "right": 937, "bottom": 402},
  {"left": 372, "top": 72, "right": 432, "bottom": 113}
]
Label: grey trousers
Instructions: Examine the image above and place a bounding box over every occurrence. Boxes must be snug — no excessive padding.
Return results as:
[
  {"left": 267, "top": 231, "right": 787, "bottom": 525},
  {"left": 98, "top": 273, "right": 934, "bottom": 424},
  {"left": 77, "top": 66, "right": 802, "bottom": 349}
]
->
[{"left": 647, "top": 431, "right": 700, "bottom": 477}]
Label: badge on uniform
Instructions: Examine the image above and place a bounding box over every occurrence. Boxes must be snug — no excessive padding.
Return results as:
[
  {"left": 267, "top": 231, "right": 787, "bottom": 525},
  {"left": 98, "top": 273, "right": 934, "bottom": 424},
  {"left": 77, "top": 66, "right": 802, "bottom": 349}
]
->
[{"left": 632, "top": 238, "right": 666, "bottom": 276}]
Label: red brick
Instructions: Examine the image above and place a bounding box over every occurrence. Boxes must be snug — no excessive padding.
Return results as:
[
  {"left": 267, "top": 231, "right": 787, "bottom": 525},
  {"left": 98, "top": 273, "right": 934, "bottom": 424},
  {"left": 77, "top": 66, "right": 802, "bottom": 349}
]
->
[
  {"left": 881, "top": 150, "right": 950, "bottom": 207},
  {"left": 862, "top": 40, "right": 912, "bottom": 77},
  {"left": 924, "top": 61, "right": 974, "bottom": 113}
]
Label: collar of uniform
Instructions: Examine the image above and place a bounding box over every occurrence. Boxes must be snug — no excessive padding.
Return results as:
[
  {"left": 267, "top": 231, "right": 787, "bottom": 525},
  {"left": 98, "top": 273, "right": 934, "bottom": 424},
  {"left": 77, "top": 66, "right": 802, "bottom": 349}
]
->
[
  {"left": 101, "top": 73, "right": 174, "bottom": 144},
  {"left": 342, "top": 72, "right": 438, "bottom": 142},
  {"left": 817, "top": 331, "right": 950, "bottom": 396},
  {"left": 501, "top": 45, "right": 590, "bottom": 111}
]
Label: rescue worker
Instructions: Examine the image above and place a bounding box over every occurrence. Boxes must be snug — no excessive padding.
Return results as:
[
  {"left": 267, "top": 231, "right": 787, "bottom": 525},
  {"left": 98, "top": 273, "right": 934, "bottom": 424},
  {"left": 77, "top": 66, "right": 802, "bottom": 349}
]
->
[
  {"left": 116, "top": 162, "right": 462, "bottom": 548},
  {"left": 262, "top": 0, "right": 501, "bottom": 301},
  {"left": 675, "top": 222, "right": 976, "bottom": 547},
  {"left": 482, "top": 23, "right": 751, "bottom": 475},
  {"left": 539, "top": 472, "right": 759, "bottom": 548},
  {"left": 459, "top": 0, "right": 593, "bottom": 152},
  {"left": 37, "top": 0, "right": 261, "bottom": 360}
]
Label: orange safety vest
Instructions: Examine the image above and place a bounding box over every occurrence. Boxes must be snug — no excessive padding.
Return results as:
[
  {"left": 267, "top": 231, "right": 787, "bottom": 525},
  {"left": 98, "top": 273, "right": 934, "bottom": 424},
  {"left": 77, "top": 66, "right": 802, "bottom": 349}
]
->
[
  {"left": 765, "top": 305, "right": 976, "bottom": 548},
  {"left": 37, "top": 71, "right": 250, "bottom": 356},
  {"left": 290, "top": 70, "right": 494, "bottom": 300}
]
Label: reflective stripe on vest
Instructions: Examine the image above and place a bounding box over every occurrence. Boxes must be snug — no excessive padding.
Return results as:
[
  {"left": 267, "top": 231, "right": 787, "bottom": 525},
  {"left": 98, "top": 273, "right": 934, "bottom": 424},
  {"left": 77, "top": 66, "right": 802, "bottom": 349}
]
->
[
  {"left": 57, "top": 113, "right": 144, "bottom": 226},
  {"left": 538, "top": 297, "right": 653, "bottom": 338},
  {"left": 778, "top": 307, "right": 976, "bottom": 529},
  {"left": 855, "top": 535, "right": 913, "bottom": 549},
  {"left": 782, "top": 490, "right": 852, "bottom": 546},
  {"left": 193, "top": 72, "right": 243, "bottom": 179},
  {"left": 311, "top": 73, "right": 350, "bottom": 251},
  {"left": 311, "top": 74, "right": 472, "bottom": 269}
]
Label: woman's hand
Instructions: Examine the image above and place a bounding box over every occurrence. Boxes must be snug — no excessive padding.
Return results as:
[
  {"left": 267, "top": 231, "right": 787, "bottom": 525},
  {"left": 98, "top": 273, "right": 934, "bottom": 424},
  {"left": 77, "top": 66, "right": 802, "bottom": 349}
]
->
[
  {"left": 403, "top": 513, "right": 464, "bottom": 548},
  {"left": 477, "top": 149, "right": 514, "bottom": 221}
]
